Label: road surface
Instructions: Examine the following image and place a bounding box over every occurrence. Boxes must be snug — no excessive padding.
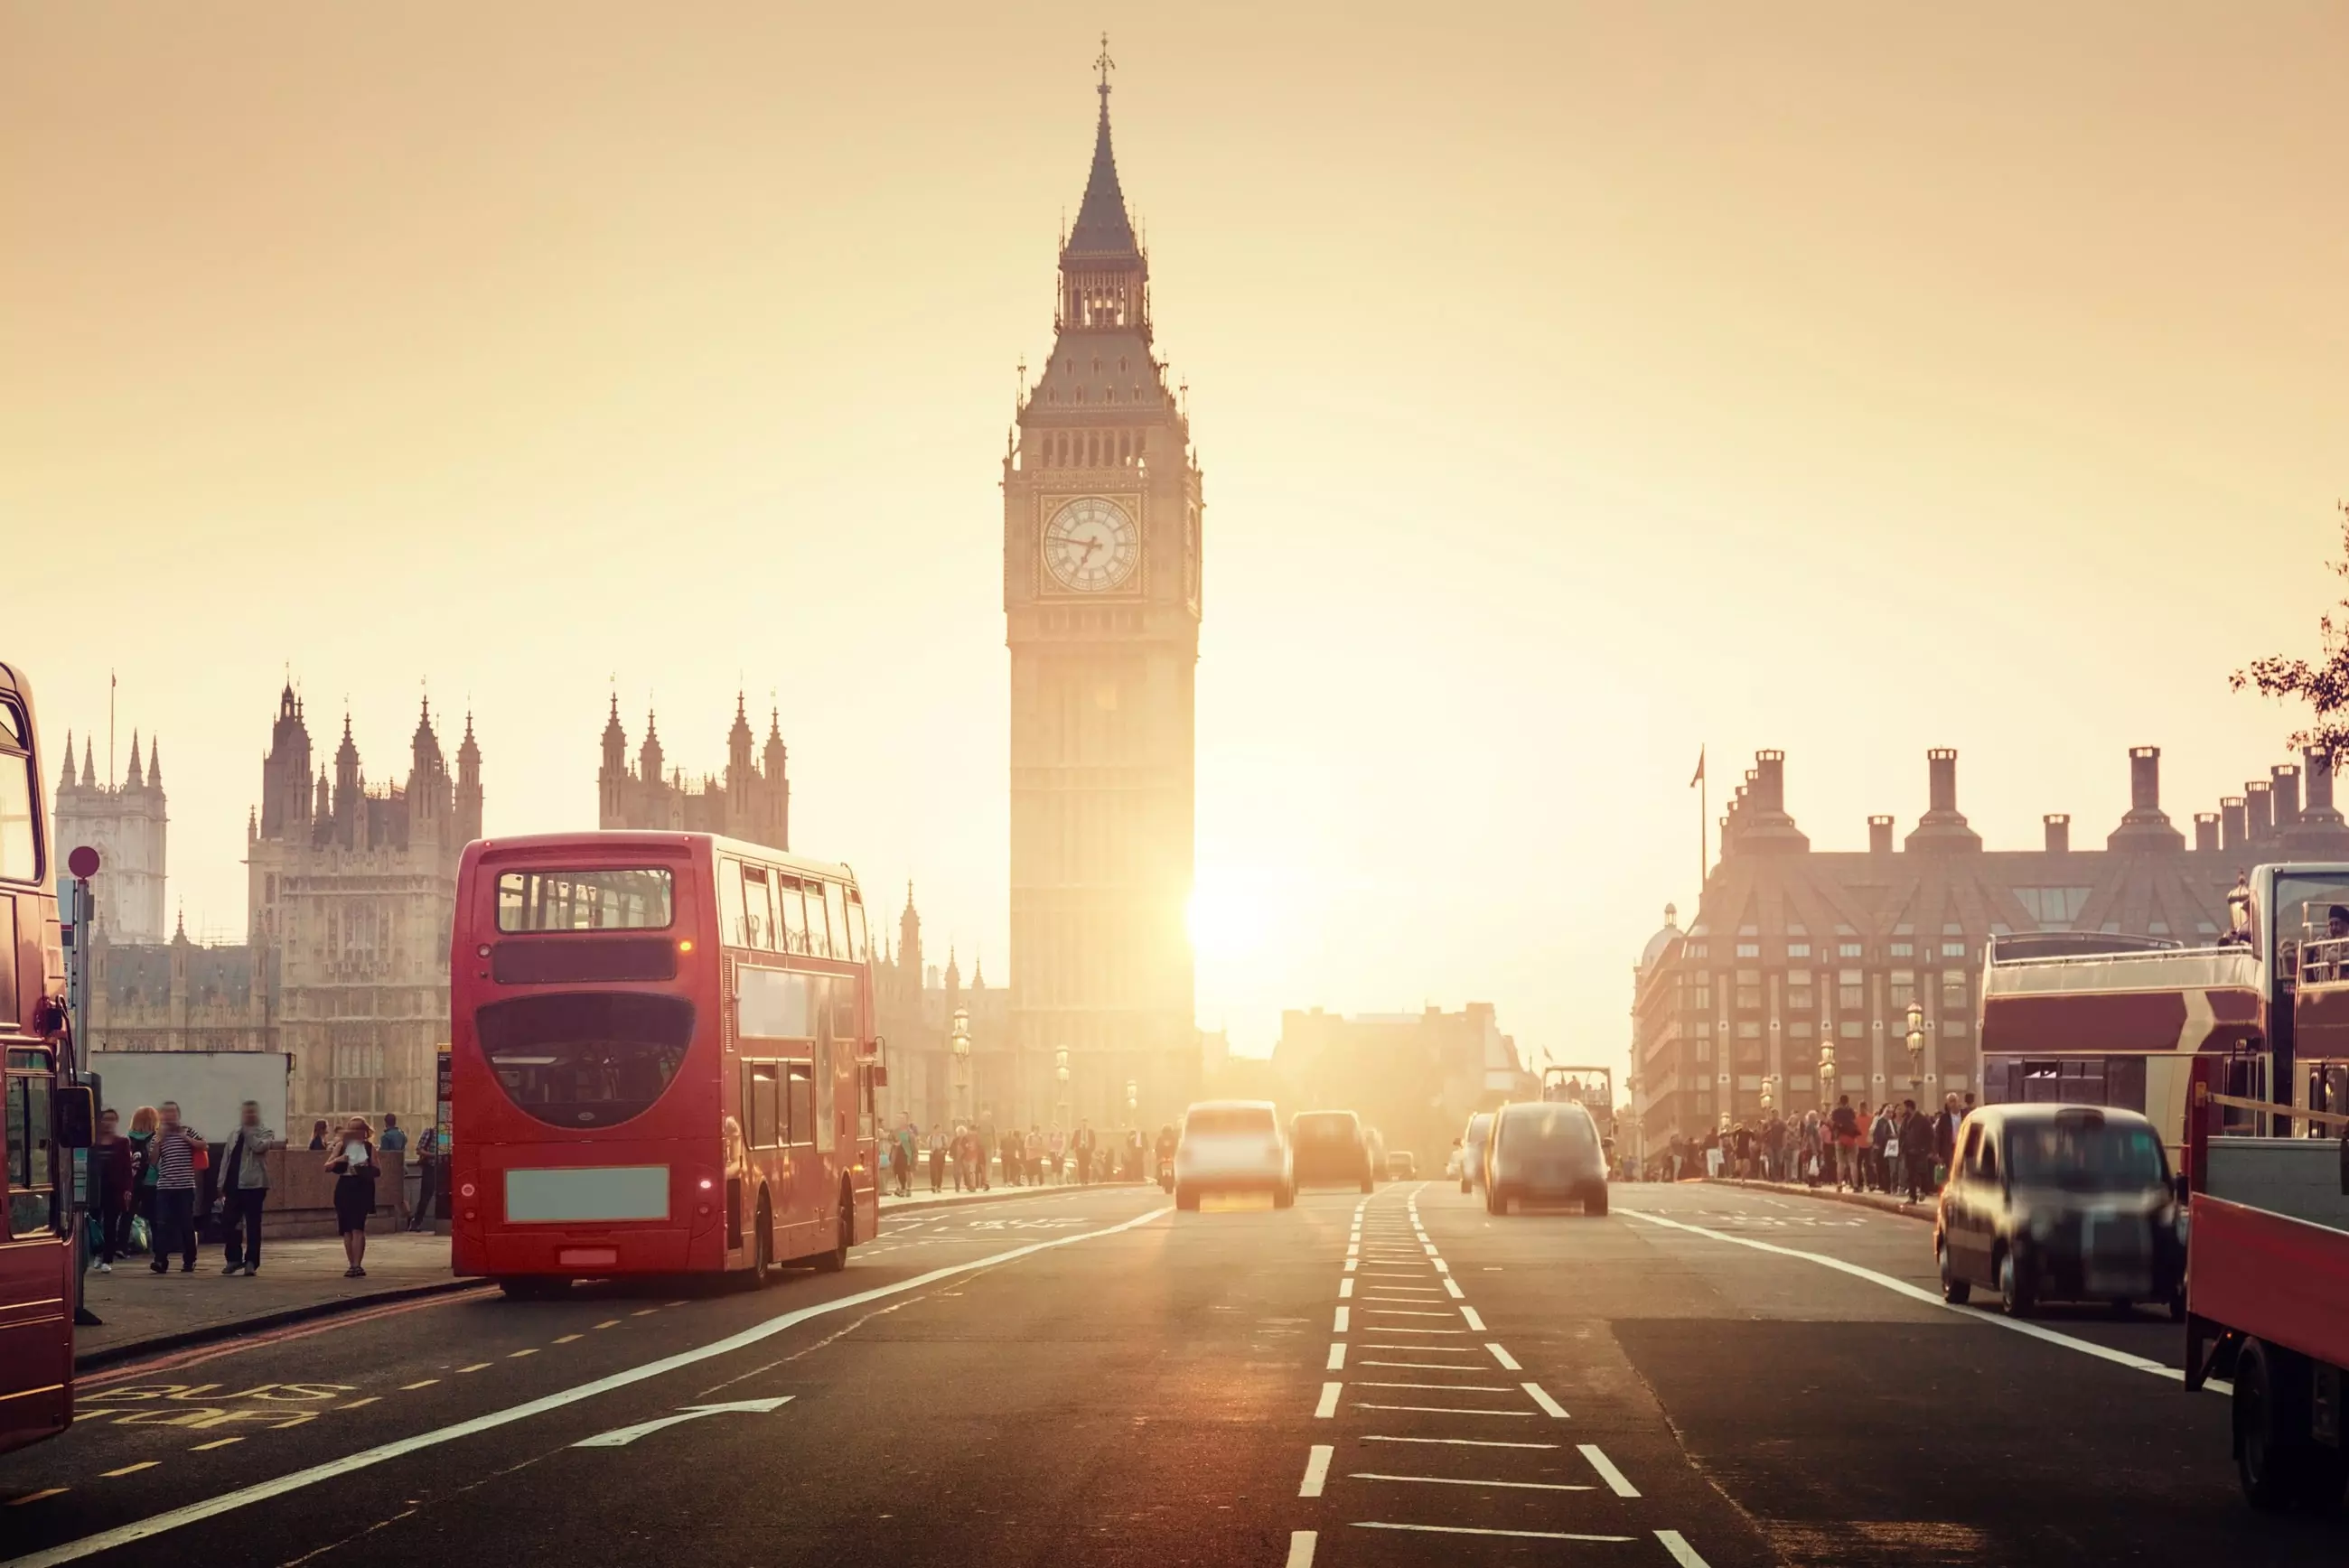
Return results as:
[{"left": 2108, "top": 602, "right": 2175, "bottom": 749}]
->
[{"left": 3, "top": 1181, "right": 2339, "bottom": 1565}]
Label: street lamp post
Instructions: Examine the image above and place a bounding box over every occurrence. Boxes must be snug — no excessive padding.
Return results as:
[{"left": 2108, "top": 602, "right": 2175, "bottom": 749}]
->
[
  {"left": 1904, "top": 1001, "right": 1925, "bottom": 1098},
  {"left": 950, "top": 1007, "right": 972, "bottom": 1125},
  {"left": 1054, "top": 1047, "right": 1070, "bottom": 1131},
  {"left": 1818, "top": 1037, "right": 1837, "bottom": 1110}
]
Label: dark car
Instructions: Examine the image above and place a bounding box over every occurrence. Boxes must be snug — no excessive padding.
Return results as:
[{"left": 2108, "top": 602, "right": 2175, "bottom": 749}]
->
[
  {"left": 1933, "top": 1103, "right": 2185, "bottom": 1319},
  {"left": 1485, "top": 1101, "right": 1609, "bottom": 1216},
  {"left": 1290, "top": 1110, "right": 1375, "bottom": 1192}
]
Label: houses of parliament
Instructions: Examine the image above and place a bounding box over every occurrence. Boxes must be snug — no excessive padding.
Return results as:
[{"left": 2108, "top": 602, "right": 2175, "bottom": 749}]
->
[{"left": 59, "top": 64, "right": 1210, "bottom": 1139}]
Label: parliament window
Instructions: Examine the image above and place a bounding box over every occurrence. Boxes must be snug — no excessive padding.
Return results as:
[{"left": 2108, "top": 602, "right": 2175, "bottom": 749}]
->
[
  {"left": 1838, "top": 971, "right": 1865, "bottom": 1010},
  {"left": 1889, "top": 971, "right": 1916, "bottom": 1010},
  {"left": 1736, "top": 969, "right": 1762, "bottom": 1009}
]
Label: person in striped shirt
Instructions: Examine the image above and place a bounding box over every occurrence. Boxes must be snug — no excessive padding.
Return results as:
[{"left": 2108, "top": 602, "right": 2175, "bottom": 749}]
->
[{"left": 146, "top": 1100, "right": 205, "bottom": 1274}]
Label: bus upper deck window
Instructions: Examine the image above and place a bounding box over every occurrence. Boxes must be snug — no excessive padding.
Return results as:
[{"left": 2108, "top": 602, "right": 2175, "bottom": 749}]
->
[{"left": 0, "top": 745, "right": 37, "bottom": 884}]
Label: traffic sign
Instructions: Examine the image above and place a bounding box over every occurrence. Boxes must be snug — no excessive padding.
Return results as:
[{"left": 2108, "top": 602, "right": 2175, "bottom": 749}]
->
[{"left": 68, "top": 845, "right": 100, "bottom": 879}]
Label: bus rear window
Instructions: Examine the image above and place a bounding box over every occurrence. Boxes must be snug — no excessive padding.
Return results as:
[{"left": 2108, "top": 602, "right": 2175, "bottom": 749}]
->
[
  {"left": 476, "top": 992, "right": 696, "bottom": 1130},
  {"left": 498, "top": 868, "right": 673, "bottom": 932},
  {"left": 1185, "top": 1106, "right": 1276, "bottom": 1138}
]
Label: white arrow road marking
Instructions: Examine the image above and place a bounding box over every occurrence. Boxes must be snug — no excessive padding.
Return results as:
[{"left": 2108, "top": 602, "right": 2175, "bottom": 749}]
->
[{"left": 573, "top": 1397, "right": 792, "bottom": 1448}]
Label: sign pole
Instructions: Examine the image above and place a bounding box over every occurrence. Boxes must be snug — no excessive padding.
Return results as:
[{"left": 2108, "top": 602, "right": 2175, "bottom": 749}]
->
[{"left": 66, "top": 845, "right": 103, "bottom": 1327}]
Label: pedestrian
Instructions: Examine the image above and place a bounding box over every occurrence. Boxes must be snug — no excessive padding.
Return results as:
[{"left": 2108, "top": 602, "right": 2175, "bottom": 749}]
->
[
  {"left": 1867, "top": 1102, "right": 1893, "bottom": 1191},
  {"left": 1933, "top": 1093, "right": 1963, "bottom": 1188},
  {"left": 1001, "top": 1127, "right": 1024, "bottom": 1187},
  {"left": 220, "top": 1099, "right": 280, "bottom": 1275},
  {"left": 146, "top": 1100, "right": 205, "bottom": 1274},
  {"left": 90, "top": 1108, "right": 134, "bottom": 1272},
  {"left": 1900, "top": 1098, "right": 1935, "bottom": 1203},
  {"left": 1025, "top": 1125, "right": 1044, "bottom": 1185},
  {"left": 889, "top": 1131, "right": 912, "bottom": 1198},
  {"left": 1830, "top": 1095, "right": 1861, "bottom": 1190},
  {"left": 127, "top": 1105, "right": 160, "bottom": 1255},
  {"left": 326, "top": 1116, "right": 380, "bottom": 1278},
  {"left": 1048, "top": 1125, "right": 1067, "bottom": 1184},
  {"left": 927, "top": 1125, "right": 948, "bottom": 1193},
  {"left": 379, "top": 1113, "right": 411, "bottom": 1220},
  {"left": 307, "top": 1119, "right": 329, "bottom": 1152},
  {"left": 1073, "top": 1121, "right": 1097, "bottom": 1185},
  {"left": 408, "top": 1126, "right": 440, "bottom": 1231}
]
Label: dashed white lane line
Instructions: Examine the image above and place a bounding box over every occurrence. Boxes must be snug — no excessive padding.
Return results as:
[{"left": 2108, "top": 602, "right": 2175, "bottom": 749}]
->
[
  {"left": 1299, "top": 1445, "right": 1334, "bottom": 1498},
  {"left": 1315, "top": 1383, "right": 1343, "bottom": 1419},
  {"left": 99, "top": 1465, "right": 159, "bottom": 1479},
  {"left": 1458, "top": 1305, "right": 1487, "bottom": 1331},
  {"left": 1619, "top": 1207, "right": 2221, "bottom": 1392},
  {"left": 1343, "top": 1260, "right": 1357, "bottom": 1273},
  {"left": 1484, "top": 1342, "right": 1521, "bottom": 1370},
  {"left": 1338, "top": 1279, "right": 1354, "bottom": 1299},
  {"left": 1656, "top": 1528, "right": 1715, "bottom": 1566},
  {"left": 1367, "top": 1344, "right": 1476, "bottom": 1354},
  {"left": 1432, "top": 1259, "right": 1450, "bottom": 1274},
  {"left": 1355, "top": 1522, "right": 1635, "bottom": 1543},
  {"left": 1364, "top": 1435, "right": 1558, "bottom": 1450},
  {"left": 1326, "top": 1344, "right": 1347, "bottom": 1371},
  {"left": 1286, "top": 1531, "right": 1316, "bottom": 1568},
  {"left": 1334, "top": 1306, "right": 1351, "bottom": 1333},
  {"left": 1358, "top": 1327, "right": 1465, "bottom": 1336},
  {"left": 1578, "top": 1442, "right": 1639, "bottom": 1498},
  {"left": 1352, "top": 1471, "right": 1593, "bottom": 1492},
  {"left": 1521, "top": 1382, "right": 1569, "bottom": 1418},
  {"left": 1442, "top": 1278, "right": 1465, "bottom": 1298},
  {"left": 1367, "top": 1309, "right": 1455, "bottom": 1318}
]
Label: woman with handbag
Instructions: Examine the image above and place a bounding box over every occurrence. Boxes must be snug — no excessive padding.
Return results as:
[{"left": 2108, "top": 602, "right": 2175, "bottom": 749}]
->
[{"left": 325, "top": 1116, "right": 380, "bottom": 1278}]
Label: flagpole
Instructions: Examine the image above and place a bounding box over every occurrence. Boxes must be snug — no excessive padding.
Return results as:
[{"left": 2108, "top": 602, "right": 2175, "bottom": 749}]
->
[{"left": 1699, "top": 763, "right": 1707, "bottom": 892}]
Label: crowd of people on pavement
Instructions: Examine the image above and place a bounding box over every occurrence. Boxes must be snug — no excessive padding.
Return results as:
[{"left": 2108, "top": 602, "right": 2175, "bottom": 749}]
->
[
  {"left": 80, "top": 1097, "right": 437, "bottom": 1280},
  {"left": 879, "top": 1115, "right": 1174, "bottom": 1197},
  {"left": 1647, "top": 1090, "right": 1977, "bottom": 1202}
]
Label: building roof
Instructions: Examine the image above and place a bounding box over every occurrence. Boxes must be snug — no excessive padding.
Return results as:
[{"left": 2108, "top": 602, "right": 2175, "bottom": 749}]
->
[{"left": 1065, "top": 99, "right": 1137, "bottom": 259}]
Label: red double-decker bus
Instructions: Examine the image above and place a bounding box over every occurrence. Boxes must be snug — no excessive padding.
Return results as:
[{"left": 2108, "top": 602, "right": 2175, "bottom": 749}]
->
[
  {"left": 449, "top": 833, "right": 883, "bottom": 1293},
  {"left": 2, "top": 659, "right": 89, "bottom": 1455}
]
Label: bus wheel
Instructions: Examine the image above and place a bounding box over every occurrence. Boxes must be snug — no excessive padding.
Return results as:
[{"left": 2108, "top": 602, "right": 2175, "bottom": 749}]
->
[
  {"left": 814, "top": 1186, "right": 850, "bottom": 1274},
  {"left": 749, "top": 1193, "right": 774, "bottom": 1290}
]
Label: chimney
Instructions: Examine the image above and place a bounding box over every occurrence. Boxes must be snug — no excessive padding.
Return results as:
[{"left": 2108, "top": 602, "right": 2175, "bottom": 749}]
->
[
  {"left": 2306, "top": 749, "right": 2343, "bottom": 826},
  {"left": 2194, "top": 812, "right": 2220, "bottom": 853},
  {"left": 1753, "top": 751, "right": 1785, "bottom": 813},
  {"left": 2110, "top": 745, "right": 2185, "bottom": 851},
  {"left": 1906, "top": 749, "right": 1982, "bottom": 852},
  {"left": 2130, "top": 746, "right": 2161, "bottom": 813},
  {"left": 2044, "top": 814, "right": 2070, "bottom": 854},
  {"left": 1927, "top": 748, "right": 1958, "bottom": 815},
  {"left": 1868, "top": 814, "right": 1895, "bottom": 854},
  {"left": 2247, "top": 780, "right": 2274, "bottom": 840},
  {"left": 2273, "top": 764, "right": 2302, "bottom": 828},
  {"left": 2222, "top": 796, "right": 2248, "bottom": 851}
]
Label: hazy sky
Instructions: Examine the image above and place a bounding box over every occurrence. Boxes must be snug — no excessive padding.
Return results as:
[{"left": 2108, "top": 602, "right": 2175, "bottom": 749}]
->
[{"left": 5, "top": 4, "right": 2345, "bottom": 1066}]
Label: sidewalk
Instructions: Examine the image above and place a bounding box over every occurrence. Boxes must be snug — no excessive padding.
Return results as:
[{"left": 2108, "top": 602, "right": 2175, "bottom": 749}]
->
[
  {"left": 77, "top": 1232, "right": 465, "bottom": 1367},
  {"left": 1703, "top": 1175, "right": 1938, "bottom": 1223}
]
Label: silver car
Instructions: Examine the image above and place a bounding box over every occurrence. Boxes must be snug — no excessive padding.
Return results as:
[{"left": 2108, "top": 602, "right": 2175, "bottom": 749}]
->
[
  {"left": 1486, "top": 1101, "right": 1609, "bottom": 1217},
  {"left": 1174, "top": 1100, "right": 1294, "bottom": 1211},
  {"left": 1459, "top": 1111, "right": 1493, "bottom": 1193}
]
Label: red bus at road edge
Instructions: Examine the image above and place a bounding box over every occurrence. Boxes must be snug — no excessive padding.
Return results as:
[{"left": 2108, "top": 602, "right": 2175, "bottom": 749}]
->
[{"left": 449, "top": 833, "right": 883, "bottom": 1293}]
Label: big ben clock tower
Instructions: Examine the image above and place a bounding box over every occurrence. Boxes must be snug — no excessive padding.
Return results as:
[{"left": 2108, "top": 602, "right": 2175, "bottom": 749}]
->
[{"left": 1005, "top": 46, "right": 1203, "bottom": 1131}]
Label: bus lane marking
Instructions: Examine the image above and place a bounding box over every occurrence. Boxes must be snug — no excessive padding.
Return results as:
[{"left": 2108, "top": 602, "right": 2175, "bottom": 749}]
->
[
  {"left": 1315, "top": 1383, "right": 1343, "bottom": 1419},
  {"left": 1578, "top": 1443, "right": 1638, "bottom": 1498},
  {"left": 98, "top": 1465, "right": 159, "bottom": 1479},
  {"left": 1298, "top": 1445, "right": 1333, "bottom": 1498},
  {"left": 0, "top": 1203, "right": 1174, "bottom": 1568}
]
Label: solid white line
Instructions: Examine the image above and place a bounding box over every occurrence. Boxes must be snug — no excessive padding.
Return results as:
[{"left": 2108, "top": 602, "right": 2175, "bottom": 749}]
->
[
  {"left": 1334, "top": 1306, "right": 1351, "bottom": 1333},
  {"left": 1315, "top": 1382, "right": 1343, "bottom": 1419},
  {"left": 1286, "top": 1530, "right": 1317, "bottom": 1568},
  {"left": 1355, "top": 1327, "right": 1465, "bottom": 1335},
  {"left": 1354, "top": 1381, "right": 1515, "bottom": 1392},
  {"left": 1299, "top": 1445, "right": 1334, "bottom": 1498},
  {"left": 1618, "top": 1208, "right": 2215, "bottom": 1390},
  {"left": 1355, "top": 1404, "right": 1531, "bottom": 1416},
  {"left": 1352, "top": 1472, "right": 1591, "bottom": 1492},
  {"left": 1366, "top": 1344, "right": 1476, "bottom": 1354},
  {"left": 1362, "top": 1434, "right": 1558, "bottom": 1449},
  {"left": 1, "top": 1204, "right": 1174, "bottom": 1568},
  {"left": 1578, "top": 1442, "right": 1639, "bottom": 1498},
  {"left": 1459, "top": 1305, "right": 1486, "bottom": 1330},
  {"left": 1442, "top": 1278, "right": 1465, "bottom": 1298},
  {"left": 1354, "top": 1522, "right": 1634, "bottom": 1542},
  {"left": 1367, "top": 1309, "right": 1454, "bottom": 1318},
  {"left": 1361, "top": 1360, "right": 1490, "bottom": 1371},
  {"left": 1656, "top": 1528, "right": 1713, "bottom": 1566},
  {"left": 1522, "top": 1382, "right": 1569, "bottom": 1418},
  {"left": 1327, "top": 1343, "right": 1347, "bottom": 1371},
  {"left": 1484, "top": 1342, "right": 1521, "bottom": 1370}
]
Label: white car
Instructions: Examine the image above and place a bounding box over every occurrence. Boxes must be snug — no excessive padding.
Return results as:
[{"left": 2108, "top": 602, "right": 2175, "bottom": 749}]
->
[
  {"left": 1460, "top": 1111, "right": 1494, "bottom": 1193},
  {"left": 1174, "top": 1099, "right": 1294, "bottom": 1211}
]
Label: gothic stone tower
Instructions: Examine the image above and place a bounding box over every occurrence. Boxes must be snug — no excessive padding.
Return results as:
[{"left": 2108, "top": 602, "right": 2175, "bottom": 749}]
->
[{"left": 1004, "top": 57, "right": 1203, "bottom": 1131}]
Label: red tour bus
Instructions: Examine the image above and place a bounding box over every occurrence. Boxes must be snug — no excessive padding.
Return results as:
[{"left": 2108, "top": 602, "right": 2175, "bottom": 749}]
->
[
  {"left": 449, "top": 832, "right": 883, "bottom": 1293},
  {"left": 2, "top": 659, "right": 89, "bottom": 1455}
]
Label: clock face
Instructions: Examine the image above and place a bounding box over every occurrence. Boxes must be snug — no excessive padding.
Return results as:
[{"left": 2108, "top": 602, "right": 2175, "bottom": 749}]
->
[{"left": 1043, "top": 496, "right": 1140, "bottom": 593}]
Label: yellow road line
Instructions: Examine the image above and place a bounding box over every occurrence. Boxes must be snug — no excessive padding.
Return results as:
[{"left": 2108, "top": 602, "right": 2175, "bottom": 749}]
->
[
  {"left": 399, "top": 1379, "right": 438, "bottom": 1391},
  {"left": 6, "top": 1489, "right": 69, "bottom": 1506},
  {"left": 100, "top": 1463, "right": 159, "bottom": 1479},
  {"left": 189, "top": 1439, "right": 242, "bottom": 1451},
  {"left": 456, "top": 1363, "right": 492, "bottom": 1374}
]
